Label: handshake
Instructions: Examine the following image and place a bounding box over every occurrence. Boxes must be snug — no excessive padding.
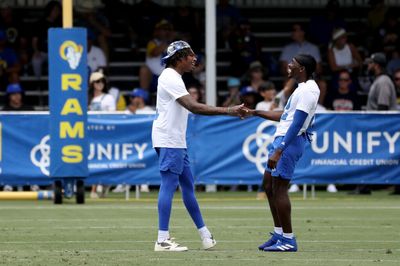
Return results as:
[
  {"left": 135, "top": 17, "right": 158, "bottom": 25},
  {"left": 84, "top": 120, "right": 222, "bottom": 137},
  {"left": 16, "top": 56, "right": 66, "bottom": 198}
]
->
[{"left": 226, "top": 104, "right": 254, "bottom": 119}]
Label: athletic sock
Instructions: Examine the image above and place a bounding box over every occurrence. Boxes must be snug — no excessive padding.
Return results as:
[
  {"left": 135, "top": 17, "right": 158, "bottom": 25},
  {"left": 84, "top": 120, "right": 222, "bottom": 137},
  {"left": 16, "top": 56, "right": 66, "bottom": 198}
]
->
[
  {"left": 274, "top": 227, "right": 283, "bottom": 235},
  {"left": 198, "top": 226, "right": 212, "bottom": 239},
  {"left": 157, "top": 230, "right": 170, "bottom": 243},
  {"left": 283, "top": 232, "right": 294, "bottom": 239}
]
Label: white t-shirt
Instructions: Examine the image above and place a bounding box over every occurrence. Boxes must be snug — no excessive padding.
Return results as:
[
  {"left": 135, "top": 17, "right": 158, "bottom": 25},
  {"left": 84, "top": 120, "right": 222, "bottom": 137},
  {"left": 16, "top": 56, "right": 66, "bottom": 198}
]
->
[
  {"left": 89, "top": 93, "right": 116, "bottom": 111},
  {"left": 275, "top": 80, "right": 320, "bottom": 137},
  {"left": 87, "top": 45, "right": 107, "bottom": 72},
  {"left": 256, "top": 100, "right": 273, "bottom": 111},
  {"left": 152, "top": 68, "right": 189, "bottom": 148}
]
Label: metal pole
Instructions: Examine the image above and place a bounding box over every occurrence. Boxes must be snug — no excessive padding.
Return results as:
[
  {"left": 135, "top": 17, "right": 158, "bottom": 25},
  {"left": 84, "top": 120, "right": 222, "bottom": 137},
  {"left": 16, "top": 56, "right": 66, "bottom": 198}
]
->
[
  {"left": 205, "top": 0, "right": 216, "bottom": 105},
  {"left": 303, "top": 184, "right": 307, "bottom": 199},
  {"left": 62, "top": 0, "right": 73, "bottom": 28}
]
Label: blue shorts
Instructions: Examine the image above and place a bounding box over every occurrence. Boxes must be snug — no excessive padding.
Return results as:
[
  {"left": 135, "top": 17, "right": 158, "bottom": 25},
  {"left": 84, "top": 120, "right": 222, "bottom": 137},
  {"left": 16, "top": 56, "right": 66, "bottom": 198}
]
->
[
  {"left": 266, "top": 135, "right": 306, "bottom": 180},
  {"left": 155, "top": 148, "right": 190, "bottom": 175}
]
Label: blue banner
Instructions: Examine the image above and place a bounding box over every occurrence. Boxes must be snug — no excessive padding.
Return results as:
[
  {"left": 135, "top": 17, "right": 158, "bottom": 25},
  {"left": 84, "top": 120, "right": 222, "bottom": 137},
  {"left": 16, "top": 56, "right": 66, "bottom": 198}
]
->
[
  {"left": 48, "top": 28, "right": 88, "bottom": 178},
  {"left": 0, "top": 113, "right": 399, "bottom": 185}
]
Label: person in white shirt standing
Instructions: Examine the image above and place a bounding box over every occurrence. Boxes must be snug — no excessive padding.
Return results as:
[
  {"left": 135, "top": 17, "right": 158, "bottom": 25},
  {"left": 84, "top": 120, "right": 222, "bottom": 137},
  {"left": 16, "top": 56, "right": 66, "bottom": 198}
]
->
[
  {"left": 244, "top": 54, "right": 319, "bottom": 252},
  {"left": 152, "top": 40, "right": 243, "bottom": 251}
]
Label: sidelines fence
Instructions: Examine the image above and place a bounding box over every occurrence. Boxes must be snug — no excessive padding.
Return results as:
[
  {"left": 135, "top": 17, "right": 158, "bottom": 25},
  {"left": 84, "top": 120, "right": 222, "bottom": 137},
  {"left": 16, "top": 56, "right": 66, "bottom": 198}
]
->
[{"left": 0, "top": 111, "right": 399, "bottom": 186}]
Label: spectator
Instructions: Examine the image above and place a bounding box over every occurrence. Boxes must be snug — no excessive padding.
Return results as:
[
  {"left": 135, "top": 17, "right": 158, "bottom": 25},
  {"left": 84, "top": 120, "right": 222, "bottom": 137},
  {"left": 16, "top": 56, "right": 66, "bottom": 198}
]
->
[
  {"left": 326, "top": 70, "right": 360, "bottom": 111},
  {"left": 0, "top": 29, "right": 19, "bottom": 87},
  {"left": 255, "top": 81, "right": 277, "bottom": 111},
  {"left": 75, "top": 0, "right": 111, "bottom": 60},
  {"left": 350, "top": 52, "right": 396, "bottom": 195},
  {"left": 139, "top": 19, "right": 174, "bottom": 92},
  {"left": 125, "top": 88, "right": 154, "bottom": 114},
  {"left": 240, "top": 86, "right": 258, "bottom": 109},
  {"left": 373, "top": 10, "right": 400, "bottom": 55},
  {"left": 367, "top": 0, "right": 387, "bottom": 34},
  {"left": 87, "top": 29, "right": 107, "bottom": 73},
  {"left": 280, "top": 23, "right": 327, "bottom": 107},
  {"left": 228, "top": 18, "right": 261, "bottom": 77},
  {"left": 216, "top": 0, "right": 241, "bottom": 48},
  {"left": 327, "top": 28, "right": 362, "bottom": 75},
  {"left": 187, "top": 84, "right": 203, "bottom": 103},
  {"left": 222, "top": 77, "right": 241, "bottom": 107},
  {"left": 88, "top": 72, "right": 116, "bottom": 112},
  {"left": 242, "top": 61, "right": 268, "bottom": 93},
  {"left": 31, "top": 0, "right": 61, "bottom": 77},
  {"left": 2, "top": 83, "right": 33, "bottom": 111}
]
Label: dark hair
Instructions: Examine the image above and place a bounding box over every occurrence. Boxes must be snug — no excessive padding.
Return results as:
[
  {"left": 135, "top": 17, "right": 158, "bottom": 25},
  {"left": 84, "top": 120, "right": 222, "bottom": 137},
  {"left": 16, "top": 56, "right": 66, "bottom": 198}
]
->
[
  {"left": 259, "top": 81, "right": 275, "bottom": 92},
  {"left": 88, "top": 77, "right": 108, "bottom": 103},
  {"left": 294, "top": 54, "right": 316, "bottom": 79},
  {"left": 165, "top": 48, "right": 194, "bottom": 68}
]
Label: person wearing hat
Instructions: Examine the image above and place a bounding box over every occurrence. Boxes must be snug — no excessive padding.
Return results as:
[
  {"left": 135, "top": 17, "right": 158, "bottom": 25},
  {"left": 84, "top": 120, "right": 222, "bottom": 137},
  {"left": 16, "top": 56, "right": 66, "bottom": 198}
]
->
[
  {"left": 365, "top": 52, "right": 397, "bottom": 111},
  {"left": 139, "top": 19, "right": 174, "bottom": 92},
  {"left": 242, "top": 54, "right": 320, "bottom": 252},
  {"left": 222, "top": 77, "right": 241, "bottom": 107},
  {"left": 126, "top": 88, "right": 154, "bottom": 114},
  {"left": 152, "top": 40, "right": 243, "bottom": 252},
  {"left": 2, "top": 83, "right": 32, "bottom": 111},
  {"left": 327, "top": 28, "right": 362, "bottom": 74},
  {"left": 88, "top": 72, "right": 116, "bottom": 112},
  {"left": 240, "top": 85, "right": 258, "bottom": 109}
]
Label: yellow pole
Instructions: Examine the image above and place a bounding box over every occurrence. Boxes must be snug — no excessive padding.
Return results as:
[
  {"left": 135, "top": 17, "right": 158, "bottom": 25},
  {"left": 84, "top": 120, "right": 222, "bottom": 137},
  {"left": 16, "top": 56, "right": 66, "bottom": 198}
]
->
[
  {"left": 0, "top": 191, "right": 53, "bottom": 200},
  {"left": 63, "top": 0, "right": 73, "bottom": 28}
]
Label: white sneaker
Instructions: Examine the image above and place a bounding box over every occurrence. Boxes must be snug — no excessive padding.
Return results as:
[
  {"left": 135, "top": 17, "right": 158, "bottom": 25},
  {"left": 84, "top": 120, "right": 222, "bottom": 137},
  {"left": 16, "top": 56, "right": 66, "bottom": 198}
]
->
[
  {"left": 140, "top": 184, "right": 149, "bottom": 193},
  {"left": 154, "top": 238, "right": 188, "bottom": 252},
  {"left": 327, "top": 184, "right": 338, "bottom": 193},
  {"left": 288, "top": 184, "right": 300, "bottom": 193},
  {"left": 96, "top": 185, "right": 103, "bottom": 194},
  {"left": 202, "top": 235, "right": 217, "bottom": 250},
  {"left": 112, "top": 184, "right": 125, "bottom": 193}
]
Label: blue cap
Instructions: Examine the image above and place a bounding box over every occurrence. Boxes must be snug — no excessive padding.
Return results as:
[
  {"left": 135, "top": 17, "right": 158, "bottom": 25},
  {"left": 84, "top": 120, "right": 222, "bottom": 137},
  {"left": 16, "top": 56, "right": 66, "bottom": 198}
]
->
[
  {"left": 131, "top": 88, "right": 149, "bottom": 101},
  {"left": 227, "top": 77, "right": 240, "bottom": 87},
  {"left": 162, "top": 40, "right": 191, "bottom": 61},
  {"left": 240, "top": 86, "right": 257, "bottom": 96},
  {"left": 6, "top": 83, "right": 23, "bottom": 94}
]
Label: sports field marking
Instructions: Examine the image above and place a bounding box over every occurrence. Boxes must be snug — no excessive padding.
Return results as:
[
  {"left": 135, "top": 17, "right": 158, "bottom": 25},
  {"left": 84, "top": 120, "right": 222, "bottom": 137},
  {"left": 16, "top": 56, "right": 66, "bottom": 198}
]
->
[
  {"left": 0, "top": 205, "right": 399, "bottom": 210},
  {"left": 0, "top": 225, "right": 394, "bottom": 230},
  {"left": 0, "top": 217, "right": 399, "bottom": 222},
  {"left": 1, "top": 240, "right": 399, "bottom": 244}
]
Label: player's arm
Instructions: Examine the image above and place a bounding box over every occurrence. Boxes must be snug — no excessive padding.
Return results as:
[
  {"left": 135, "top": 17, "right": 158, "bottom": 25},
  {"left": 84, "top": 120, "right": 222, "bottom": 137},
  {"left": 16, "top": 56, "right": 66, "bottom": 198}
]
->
[
  {"left": 177, "top": 94, "right": 243, "bottom": 116},
  {"left": 242, "top": 108, "right": 283, "bottom": 121}
]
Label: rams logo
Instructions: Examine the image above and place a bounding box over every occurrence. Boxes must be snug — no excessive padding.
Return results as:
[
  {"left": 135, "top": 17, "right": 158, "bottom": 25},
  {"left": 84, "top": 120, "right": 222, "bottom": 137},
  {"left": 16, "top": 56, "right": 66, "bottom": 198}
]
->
[{"left": 59, "top": 40, "right": 83, "bottom": 70}]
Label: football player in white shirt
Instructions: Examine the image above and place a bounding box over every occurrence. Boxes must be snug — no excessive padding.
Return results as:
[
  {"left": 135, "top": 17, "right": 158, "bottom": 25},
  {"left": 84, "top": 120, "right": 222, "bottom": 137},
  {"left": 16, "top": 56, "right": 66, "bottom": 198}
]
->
[
  {"left": 244, "top": 54, "right": 320, "bottom": 252},
  {"left": 152, "top": 40, "right": 243, "bottom": 251}
]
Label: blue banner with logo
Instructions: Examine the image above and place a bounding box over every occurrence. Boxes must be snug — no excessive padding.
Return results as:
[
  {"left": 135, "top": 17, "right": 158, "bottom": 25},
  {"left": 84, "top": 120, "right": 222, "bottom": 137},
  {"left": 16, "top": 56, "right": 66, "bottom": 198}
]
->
[
  {"left": 48, "top": 28, "right": 88, "bottom": 178},
  {"left": 0, "top": 113, "right": 399, "bottom": 185}
]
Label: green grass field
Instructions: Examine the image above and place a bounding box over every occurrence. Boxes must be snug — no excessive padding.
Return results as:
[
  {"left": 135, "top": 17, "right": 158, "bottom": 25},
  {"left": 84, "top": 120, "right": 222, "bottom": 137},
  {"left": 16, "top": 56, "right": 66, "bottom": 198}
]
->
[{"left": 0, "top": 191, "right": 399, "bottom": 266}]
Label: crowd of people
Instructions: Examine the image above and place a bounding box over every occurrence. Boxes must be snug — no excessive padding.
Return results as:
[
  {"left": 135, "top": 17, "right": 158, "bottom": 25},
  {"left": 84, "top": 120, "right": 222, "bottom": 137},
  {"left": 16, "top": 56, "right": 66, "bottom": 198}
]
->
[{"left": 0, "top": 0, "right": 399, "bottom": 195}]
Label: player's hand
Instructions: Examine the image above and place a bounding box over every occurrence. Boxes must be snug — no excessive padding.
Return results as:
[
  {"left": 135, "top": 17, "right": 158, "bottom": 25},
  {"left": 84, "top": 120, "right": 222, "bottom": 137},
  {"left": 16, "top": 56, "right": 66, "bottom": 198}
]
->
[
  {"left": 227, "top": 103, "right": 244, "bottom": 117},
  {"left": 238, "top": 106, "right": 255, "bottom": 119},
  {"left": 267, "top": 149, "right": 283, "bottom": 170}
]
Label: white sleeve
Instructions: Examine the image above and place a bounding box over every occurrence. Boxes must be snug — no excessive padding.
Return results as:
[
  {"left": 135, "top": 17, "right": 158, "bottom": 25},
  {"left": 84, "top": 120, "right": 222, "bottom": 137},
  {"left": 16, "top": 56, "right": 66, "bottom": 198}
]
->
[
  {"left": 296, "top": 90, "right": 315, "bottom": 114},
  {"left": 165, "top": 78, "right": 189, "bottom": 100}
]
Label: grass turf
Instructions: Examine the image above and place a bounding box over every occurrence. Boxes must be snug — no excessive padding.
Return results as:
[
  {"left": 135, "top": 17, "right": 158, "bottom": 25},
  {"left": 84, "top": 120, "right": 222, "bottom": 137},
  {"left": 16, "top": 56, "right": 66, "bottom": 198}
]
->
[{"left": 0, "top": 191, "right": 399, "bottom": 265}]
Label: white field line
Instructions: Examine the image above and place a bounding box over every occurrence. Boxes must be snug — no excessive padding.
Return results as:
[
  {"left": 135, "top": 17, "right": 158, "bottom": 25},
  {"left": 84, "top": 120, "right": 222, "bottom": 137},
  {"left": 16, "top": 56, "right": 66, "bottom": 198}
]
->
[
  {"left": 0, "top": 217, "right": 399, "bottom": 222},
  {"left": 0, "top": 225, "right": 396, "bottom": 230},
  {"left": 1, "top": 240, "right": 400, "bottom": 244},
  {"left": 0, "top": 206, "right": 399, "bottom": 210}
]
